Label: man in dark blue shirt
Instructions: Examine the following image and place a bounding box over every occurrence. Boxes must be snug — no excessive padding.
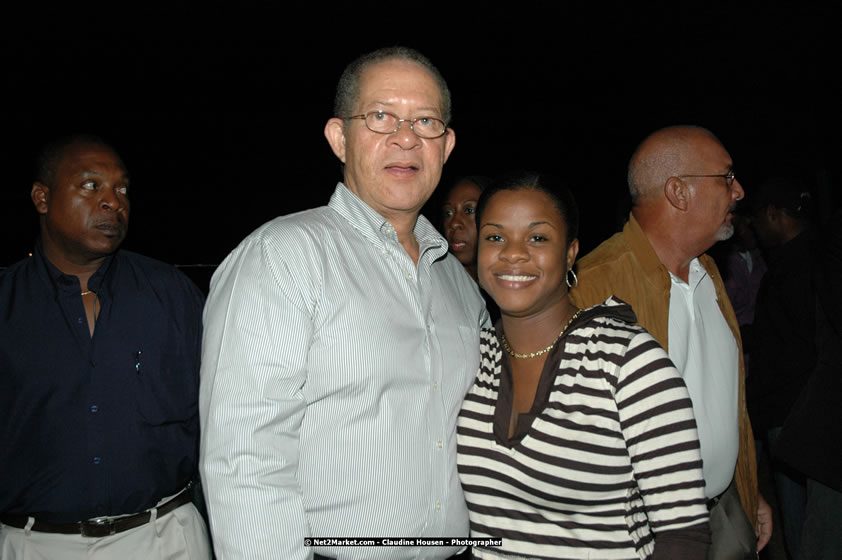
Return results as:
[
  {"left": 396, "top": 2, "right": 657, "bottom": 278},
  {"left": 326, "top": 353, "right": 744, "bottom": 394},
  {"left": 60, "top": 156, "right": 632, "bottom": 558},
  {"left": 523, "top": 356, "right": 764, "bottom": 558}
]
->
[{"left": 0, "top": 135, "right": 211, "bottom": 559}]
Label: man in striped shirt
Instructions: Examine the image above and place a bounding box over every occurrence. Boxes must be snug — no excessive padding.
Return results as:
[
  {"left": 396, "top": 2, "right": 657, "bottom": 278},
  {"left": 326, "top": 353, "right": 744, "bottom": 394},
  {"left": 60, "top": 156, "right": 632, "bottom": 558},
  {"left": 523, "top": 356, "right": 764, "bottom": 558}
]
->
[
  {"left": 572, "top": 125, "right": 772, "bottom": 559},
  {"left": 199, "top": 47, "right": 488, "bottom": 560}
]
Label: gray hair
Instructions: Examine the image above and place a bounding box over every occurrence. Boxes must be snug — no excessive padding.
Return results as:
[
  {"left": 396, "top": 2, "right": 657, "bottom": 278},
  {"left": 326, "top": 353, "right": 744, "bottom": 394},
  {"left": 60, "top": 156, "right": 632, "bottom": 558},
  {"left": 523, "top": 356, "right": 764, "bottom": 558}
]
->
[{"left": 334, "top": 46, "right": 452, "bottom": 124}]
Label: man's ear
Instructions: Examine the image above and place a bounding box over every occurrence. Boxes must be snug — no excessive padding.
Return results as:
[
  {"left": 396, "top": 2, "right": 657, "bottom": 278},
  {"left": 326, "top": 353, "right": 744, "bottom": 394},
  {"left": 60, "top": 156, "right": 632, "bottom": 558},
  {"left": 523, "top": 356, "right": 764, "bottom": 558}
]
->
[
  {"left": 442, "top": 127, "right": 456, "bottom": 165},
  {"left": 31, "top": 182, "right": 50, "bottom": 215},
  {"left": 324, "top": 118, "right": 347, "bottom": 163},
  {"left": 664, "top": 176, "right": 689, "bottom": 211}
]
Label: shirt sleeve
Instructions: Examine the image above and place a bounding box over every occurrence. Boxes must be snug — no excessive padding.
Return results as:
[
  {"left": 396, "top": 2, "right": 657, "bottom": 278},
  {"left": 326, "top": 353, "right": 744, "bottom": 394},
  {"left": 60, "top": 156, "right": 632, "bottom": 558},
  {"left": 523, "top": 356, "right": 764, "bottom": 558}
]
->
[
  {"left": 613, "top": 332, "right": 710, "bottom": 556},
  {"left": 199, "top": 232, "right": 315, "bottom": 560}
]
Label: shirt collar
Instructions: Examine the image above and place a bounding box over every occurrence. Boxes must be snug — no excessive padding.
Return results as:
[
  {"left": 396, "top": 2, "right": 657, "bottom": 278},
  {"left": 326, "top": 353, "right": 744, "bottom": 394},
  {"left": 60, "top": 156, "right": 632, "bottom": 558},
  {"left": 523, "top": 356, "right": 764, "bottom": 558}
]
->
[
  {"left": 35, "top": 241, "right": 116, "bottom": 296},
  {"left": 328, "top": 182, "right": 448, "bottom": 260},
  {"left": 669, "top": 257, "right": 708, "bottom": 292},
  {"left": 624, "top": 212, "right": 672, "bottom": 294}
]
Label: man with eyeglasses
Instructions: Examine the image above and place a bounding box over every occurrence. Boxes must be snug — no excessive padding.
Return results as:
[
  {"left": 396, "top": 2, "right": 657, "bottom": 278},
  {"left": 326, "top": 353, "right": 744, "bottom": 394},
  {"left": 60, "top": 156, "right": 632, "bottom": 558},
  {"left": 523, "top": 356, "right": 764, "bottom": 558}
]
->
[
  {"left": 571, "top": 125, "right": 772, "bottom": 559},
  {"left": 200, "top": 47, "right": 487, "bottom": 560}
]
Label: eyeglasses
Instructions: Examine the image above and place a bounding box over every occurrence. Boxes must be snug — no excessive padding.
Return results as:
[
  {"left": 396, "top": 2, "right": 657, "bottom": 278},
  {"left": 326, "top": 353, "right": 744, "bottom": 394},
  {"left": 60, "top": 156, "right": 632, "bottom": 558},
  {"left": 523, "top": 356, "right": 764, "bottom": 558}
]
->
[
  {"left": 346, "top": 111, "right": 447, "bottom": 139},
  {"left": 678, "top": 171, "right": 736, "bottom": 187}
]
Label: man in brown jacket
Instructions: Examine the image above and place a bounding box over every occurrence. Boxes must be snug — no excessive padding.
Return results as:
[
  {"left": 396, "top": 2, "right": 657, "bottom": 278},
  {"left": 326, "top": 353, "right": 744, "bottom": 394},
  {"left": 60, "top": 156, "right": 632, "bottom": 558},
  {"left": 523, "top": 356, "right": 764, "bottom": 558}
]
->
[{"left": 571, "top": 125, "right": 771, "bottom": 559}]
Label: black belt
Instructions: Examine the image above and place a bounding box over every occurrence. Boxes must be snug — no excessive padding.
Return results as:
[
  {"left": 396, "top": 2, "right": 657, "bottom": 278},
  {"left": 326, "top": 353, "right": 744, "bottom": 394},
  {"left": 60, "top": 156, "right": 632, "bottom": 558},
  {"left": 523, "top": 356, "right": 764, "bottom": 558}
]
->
[
  {"left": 0, "top": 487, "right": 191, "bottom": 538},
  {"left": 706, "top": 488, "right": 728, "bottom": 510}
]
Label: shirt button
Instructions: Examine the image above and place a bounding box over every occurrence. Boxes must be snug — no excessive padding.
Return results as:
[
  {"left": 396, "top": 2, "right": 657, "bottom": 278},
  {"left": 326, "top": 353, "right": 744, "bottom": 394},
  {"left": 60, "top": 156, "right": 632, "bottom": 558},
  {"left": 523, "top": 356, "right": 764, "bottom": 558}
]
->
[
  {"left": 435, "top": 501, "right": 441, "bottom": 511},
  {"left": 90, "top": 405, "right": 98, "bottom": 413},
  {"left": 93, "top": 456, "right": 102, "bottom": 465},
  {"left": 405, "top": 274, "right": 412, "bottom": 281},
  {"left": 436, "top": 440, "right": 442, "bottom": 449},
  {"left": 433, "top": 381, "right": 438, "bottom": 389}
]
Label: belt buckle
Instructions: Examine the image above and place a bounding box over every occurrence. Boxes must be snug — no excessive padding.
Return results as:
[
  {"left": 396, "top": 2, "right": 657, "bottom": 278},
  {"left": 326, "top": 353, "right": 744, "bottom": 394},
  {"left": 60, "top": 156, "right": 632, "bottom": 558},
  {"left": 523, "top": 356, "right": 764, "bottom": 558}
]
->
[{"left": 81, "top": 516, "right": 116, "bottom": 537}]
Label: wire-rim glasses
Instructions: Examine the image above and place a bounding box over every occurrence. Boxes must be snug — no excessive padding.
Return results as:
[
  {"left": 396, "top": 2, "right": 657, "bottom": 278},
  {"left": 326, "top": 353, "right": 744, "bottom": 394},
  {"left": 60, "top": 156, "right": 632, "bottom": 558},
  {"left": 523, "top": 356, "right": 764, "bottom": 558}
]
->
[
  {"left": 346, "top": 111, "right": 447, "bottom": 139},
  {"left": 677, "top": 171, "right": 736, "bottom": 187}
]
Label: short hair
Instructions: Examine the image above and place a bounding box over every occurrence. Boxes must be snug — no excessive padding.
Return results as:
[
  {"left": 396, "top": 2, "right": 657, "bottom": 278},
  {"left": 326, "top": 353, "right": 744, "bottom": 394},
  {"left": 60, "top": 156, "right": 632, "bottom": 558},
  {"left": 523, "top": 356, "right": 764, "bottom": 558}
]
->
[
  {"left": 475, "top": 171, "right": 579, "bottom": 247},
  {"left": 34, "top": 133, "right": 118, "bottom": 187},
  {"left": 627, "top": 125, "right": 719, "bottom": 205},
  {"left": 334, "top": 46, "right": 452, "bottom": 124},
  {"left": 750, "top": 176, "right": 813, "bottom": 221},
  {"left": 449, "top": 175, "right": 492, "bottom": 195}
]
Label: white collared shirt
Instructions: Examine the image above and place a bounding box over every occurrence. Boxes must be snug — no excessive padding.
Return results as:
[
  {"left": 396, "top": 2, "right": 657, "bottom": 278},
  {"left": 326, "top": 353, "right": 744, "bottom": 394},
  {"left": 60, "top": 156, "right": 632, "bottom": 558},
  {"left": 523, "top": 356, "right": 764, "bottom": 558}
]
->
[
  {"left": 669, "top": 259, "right": 739, "bottom": 498},
  {"left": 668, "top": 258, "right": 740, "bottom": 498},
  {"left": 200, "top": 183, "right": 489, "bottom": 559}
]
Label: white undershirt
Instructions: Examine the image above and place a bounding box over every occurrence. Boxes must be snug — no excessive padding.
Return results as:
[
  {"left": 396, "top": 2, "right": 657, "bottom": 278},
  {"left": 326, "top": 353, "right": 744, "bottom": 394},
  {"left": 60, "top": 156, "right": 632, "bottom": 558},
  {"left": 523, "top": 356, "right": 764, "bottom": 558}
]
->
[
  {"left": 739, "top": 249, "right": 754, "bottom": 273},
  {"left": 668, "top": 258, "right": 740, "bottom": 498}
]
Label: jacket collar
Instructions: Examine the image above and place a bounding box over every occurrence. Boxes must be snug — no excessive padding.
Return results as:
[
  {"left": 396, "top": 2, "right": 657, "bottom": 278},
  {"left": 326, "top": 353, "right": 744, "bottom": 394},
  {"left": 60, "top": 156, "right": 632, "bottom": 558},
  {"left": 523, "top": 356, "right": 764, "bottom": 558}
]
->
[{"left": 624, "top": 212, "right": 672, "bottom": 294}]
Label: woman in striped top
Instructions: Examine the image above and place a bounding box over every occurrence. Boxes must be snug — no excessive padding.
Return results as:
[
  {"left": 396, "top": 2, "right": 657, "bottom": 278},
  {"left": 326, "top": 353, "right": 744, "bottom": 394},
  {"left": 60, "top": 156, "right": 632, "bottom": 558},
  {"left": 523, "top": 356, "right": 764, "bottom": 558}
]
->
[{"left": 457, "top": 172, "right": 710, "bottom": 559}]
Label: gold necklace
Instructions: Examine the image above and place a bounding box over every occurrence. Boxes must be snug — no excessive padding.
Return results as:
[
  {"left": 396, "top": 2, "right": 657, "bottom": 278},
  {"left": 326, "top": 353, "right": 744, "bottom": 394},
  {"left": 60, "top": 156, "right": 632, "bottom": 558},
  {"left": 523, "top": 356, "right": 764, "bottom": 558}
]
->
[
  {"left": 80, "top": 290, "right": 99, "bottom": 326},
  {"left": 501, "top": 308, "right": 583, "bottom": 359}
]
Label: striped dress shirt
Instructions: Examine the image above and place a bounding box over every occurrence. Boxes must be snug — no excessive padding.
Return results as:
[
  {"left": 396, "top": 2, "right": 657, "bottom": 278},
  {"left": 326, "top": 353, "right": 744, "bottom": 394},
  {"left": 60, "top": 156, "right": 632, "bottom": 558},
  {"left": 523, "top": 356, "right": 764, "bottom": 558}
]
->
[
  {"left": 458, "top": 298, "right": 709, "bottom": 559},
  {"left": 200, "top": 183, "right": 488, "bottom": 559}
]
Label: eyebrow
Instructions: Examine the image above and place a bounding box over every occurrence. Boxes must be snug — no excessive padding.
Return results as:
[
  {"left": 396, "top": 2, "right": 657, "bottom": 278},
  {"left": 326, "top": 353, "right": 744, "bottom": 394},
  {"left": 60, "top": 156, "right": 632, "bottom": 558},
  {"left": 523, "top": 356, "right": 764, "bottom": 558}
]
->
[
  {"left": 77, "top": 169, "right": 130, "bottom": 180},
  {"left": 448, "top": 199, "right": 478, "bottom": 205},
  {"left": 528, "top": 221, "right": 555, "bottom": 228},
  {"left": 480, "top": 220, "right": 558, "bottom": 229},
  {"left": 365, "top": 103, "right": 442, "bottom": 117}
]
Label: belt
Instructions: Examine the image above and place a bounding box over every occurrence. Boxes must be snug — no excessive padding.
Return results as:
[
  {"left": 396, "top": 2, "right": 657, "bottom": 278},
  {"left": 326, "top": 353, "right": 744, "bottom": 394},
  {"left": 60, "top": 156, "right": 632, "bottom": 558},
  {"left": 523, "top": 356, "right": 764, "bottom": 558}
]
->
[
  {"left": 706, "top": 487, "right": 728, "bottom": 511},
  {"left": 0, "top": 487, "right": 192, "bottom": 538}
]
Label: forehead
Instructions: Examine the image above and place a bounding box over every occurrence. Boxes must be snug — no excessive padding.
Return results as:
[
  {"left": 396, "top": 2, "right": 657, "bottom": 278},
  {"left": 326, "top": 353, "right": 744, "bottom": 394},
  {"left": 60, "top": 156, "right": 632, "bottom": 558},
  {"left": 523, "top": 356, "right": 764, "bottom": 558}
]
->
[
  {"left": 486, "top": 189, "right": 565, "bottom": 226},
  {"left": 446, "top": 181, "right": 482, "bottom": 204},
  {"left": 55, "top": 143, "right": 126, "bottom": 177},
  {"left": 355, "top": 59, "right": 443, "bottom": 115}
]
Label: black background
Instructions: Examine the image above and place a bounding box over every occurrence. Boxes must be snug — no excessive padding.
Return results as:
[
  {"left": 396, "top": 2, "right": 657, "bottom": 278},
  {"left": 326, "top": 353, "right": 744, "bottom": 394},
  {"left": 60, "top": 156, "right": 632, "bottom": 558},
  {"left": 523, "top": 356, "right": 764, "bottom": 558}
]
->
[{"left": 2, "top": 7, "right": 839, "bottom": 290}]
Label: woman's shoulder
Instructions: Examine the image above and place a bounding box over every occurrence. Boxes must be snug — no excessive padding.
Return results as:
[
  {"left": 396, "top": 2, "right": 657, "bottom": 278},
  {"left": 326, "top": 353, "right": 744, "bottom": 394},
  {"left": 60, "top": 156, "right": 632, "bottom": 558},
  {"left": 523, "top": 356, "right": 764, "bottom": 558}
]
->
[
  {"left": 571, "top": 296, "right": 647, "bottom": 337},
  {"left": 564, "top": 297, "right": 672, "bottom": 377}
]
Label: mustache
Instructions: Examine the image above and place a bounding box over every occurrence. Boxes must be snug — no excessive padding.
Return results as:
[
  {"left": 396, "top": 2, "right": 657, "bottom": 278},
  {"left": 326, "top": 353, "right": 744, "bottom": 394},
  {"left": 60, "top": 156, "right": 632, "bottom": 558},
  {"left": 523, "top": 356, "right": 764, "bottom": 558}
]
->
[{"left": 93, "top": 216, "right": 128, "bottom": 231}]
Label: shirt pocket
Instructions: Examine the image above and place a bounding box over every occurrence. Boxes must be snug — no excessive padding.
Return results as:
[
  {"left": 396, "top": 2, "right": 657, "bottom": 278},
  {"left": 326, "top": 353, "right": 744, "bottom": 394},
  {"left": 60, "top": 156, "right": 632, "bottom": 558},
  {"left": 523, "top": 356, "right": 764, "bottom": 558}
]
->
[
  {"left": 438, "top": 323, "right": 478, "bottom": 396},
  {"left": 133, "top": 350, "right": 198, "bottom": 426}
]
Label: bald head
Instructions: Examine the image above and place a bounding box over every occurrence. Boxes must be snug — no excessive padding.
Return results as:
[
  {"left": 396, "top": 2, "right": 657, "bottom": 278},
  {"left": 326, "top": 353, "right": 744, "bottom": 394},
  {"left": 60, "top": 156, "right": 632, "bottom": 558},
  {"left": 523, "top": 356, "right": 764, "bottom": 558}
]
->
[
  {"left": 628, "top": 126, "right": 722, "bottom": 205},
  {"left": 626, "top": 125, "right": 745, "bottom": 276}
]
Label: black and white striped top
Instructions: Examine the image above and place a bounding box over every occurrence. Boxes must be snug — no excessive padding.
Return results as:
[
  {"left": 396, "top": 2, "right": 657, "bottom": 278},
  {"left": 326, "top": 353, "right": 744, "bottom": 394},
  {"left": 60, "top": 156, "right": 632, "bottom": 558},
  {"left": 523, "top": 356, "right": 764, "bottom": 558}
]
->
[{"left": 457, "top": 298, "right": 709, "bottom": 559}]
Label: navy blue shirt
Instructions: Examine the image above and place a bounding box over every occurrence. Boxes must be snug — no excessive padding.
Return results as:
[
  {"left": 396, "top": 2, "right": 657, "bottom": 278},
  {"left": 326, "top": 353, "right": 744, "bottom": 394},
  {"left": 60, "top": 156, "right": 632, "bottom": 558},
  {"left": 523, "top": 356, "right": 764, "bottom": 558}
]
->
[{"left": 0, "top": 245, "right": 204, "bottom": 523}]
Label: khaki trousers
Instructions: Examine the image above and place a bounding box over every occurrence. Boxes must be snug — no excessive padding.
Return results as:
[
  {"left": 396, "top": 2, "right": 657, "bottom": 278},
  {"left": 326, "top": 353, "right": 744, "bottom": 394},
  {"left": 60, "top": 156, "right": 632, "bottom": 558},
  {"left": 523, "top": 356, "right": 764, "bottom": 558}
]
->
[
  {"left": 708, "top": 478, "right": 758, "bottom": 560},
  {"left": 0, "top": 503, "right": 210, "bottom": 560}
]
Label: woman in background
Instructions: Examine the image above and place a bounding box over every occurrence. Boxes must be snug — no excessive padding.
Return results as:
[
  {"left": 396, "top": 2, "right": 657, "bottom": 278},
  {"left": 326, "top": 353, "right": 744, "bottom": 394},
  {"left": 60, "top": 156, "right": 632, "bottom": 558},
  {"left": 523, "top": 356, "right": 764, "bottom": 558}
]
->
[
  {"left": 457, "top": 172, "right": 710, "bottom": 559},
  {"left": 442, "top": 176, "right": 490, "bottom": 282}
]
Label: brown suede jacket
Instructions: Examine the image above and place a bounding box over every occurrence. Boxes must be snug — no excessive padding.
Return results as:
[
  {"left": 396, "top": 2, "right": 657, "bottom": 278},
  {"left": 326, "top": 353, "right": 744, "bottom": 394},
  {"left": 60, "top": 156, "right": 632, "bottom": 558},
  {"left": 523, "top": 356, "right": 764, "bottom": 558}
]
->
[{"left": 570, "top": 213, "right": 759, "bottom": 521}]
